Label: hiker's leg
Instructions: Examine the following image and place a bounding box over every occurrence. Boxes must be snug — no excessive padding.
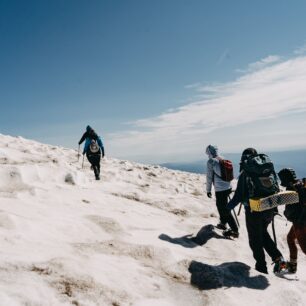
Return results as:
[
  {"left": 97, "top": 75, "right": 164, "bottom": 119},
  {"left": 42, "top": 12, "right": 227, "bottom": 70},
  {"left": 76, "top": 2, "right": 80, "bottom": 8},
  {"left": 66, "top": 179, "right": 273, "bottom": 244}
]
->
[
  {"left": 96, "top": 154, "right": 101, "bottom": 174},
  {"left": 92, "top": 154, "right": 101, "bottom": 178},
  {"left": 245, "top": 209, "right": 266, "bottom": 270},
  {"left": 215, "top": 190, "right": 230, "bottom": 225},
  {"left": 86, "top": 153, "right": 94, "bottom": 168},
  {"left": 262, "top": 210, "right": 283, "bottom": 261},
  {"left": 293, "top": 224, "right": 306, "bottom": 255},
  {"left": 287, "top": 225, "right": 298, "bottom": 260},
  {"left": 225, "top": 189, "right": 238, "bottom": 232},
  {"left": 216, "top": 189, "right": 238, "bottom": 232},
  {"left": 93, "top": 165, "right": 99, "bottom": 177},
  {"left": 87, "top": 154, "right": 98, "bottom": 177}
]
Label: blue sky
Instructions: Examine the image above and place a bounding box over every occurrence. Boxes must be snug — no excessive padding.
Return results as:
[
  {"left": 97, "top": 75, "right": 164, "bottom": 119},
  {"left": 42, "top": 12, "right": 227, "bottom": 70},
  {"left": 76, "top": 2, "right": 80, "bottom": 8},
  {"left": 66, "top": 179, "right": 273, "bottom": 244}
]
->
[{"left": 1, "top": 0, "right": 306, "bottom": 163}]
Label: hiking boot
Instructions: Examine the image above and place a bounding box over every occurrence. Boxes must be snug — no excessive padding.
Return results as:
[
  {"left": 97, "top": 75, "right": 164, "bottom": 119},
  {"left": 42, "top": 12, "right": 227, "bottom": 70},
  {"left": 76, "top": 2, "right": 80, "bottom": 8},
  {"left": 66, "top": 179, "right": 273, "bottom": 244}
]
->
[
  {"left": 273, "top": 257, "right": 287, "bottom": 273},
  {"left": 222, "top": 229, "right": 239, "bottom": 238},
  {"left": 255, "top": 264, "right": 268, "bottom": 274},
  {"left": 286, "top": 261, "right": 297, "bottom": 274},
  {"left": 216, "top": 223, "right": 227, "bottom": 230}
]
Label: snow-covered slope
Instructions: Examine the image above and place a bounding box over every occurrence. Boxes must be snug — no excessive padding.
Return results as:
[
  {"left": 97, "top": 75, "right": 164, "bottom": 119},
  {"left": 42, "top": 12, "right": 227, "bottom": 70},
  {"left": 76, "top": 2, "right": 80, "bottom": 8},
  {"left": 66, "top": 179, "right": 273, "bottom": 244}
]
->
[{"left": 0, "top": 134, "right": 305, "bottom": 306}]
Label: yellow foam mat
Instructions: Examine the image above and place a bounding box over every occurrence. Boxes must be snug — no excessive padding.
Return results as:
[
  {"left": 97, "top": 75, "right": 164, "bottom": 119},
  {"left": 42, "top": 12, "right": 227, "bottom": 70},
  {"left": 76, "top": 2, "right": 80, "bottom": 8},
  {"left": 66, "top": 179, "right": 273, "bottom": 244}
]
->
[{"left": 249, "top": 191, "right": 299, "bottom": 212}]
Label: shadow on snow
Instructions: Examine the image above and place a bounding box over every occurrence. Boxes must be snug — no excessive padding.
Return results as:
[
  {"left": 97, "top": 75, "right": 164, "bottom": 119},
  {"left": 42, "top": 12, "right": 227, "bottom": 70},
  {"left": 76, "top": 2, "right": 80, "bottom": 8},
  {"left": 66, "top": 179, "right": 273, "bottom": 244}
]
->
[
  {"left": 188, "top": 261, "right": 270, "bottom": 290},
  {"left": 159, "top": 224, "right": 226, "bottom": 248}
]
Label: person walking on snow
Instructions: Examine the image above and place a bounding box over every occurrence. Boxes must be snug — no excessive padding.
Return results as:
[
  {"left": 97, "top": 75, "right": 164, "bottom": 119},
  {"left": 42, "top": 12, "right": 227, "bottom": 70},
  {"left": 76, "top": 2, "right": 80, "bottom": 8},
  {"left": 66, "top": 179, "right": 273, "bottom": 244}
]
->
[
  {"left": 205, "top": 145, "right": 239, "bottom": 238},
  {"left": 278, "top": 168, "right": 306, "bottom": 274},
  {"left": 79, "top": 125, "right": 105, "bottom": 180},
  {"left": 227, "top": 148, "right": 284, "bottom": 274}
]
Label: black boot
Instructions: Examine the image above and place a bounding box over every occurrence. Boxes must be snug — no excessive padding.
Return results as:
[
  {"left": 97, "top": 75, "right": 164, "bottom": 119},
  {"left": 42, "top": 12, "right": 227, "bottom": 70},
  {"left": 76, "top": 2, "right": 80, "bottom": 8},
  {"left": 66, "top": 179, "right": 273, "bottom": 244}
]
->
[
  {"left": 222, "top": 229, "right": 239, "bottom": 238},
  {"left": 216, "top": 222, "right": 227, "bottom": 230},
  {"left": 287, "top": 260, "right": 297, "bottom": 274},
  {"left": 255, "top": 263, "right": 268, "bottom": 274}
]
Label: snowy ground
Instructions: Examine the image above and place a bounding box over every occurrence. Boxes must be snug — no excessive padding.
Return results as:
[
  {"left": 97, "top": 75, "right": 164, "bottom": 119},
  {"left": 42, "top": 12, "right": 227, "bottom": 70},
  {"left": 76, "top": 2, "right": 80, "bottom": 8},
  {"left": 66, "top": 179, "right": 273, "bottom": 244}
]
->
[{"left": 0, "top": 134, "right": 305, "bottom": 306}]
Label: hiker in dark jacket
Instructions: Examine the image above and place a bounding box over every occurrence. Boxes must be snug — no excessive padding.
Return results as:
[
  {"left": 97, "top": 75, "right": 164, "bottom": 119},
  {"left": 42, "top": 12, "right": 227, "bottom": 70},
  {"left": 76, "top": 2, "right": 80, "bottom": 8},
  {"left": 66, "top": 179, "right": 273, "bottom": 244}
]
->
[
  {"left": 278, "top": 168, "right": 306, "bottom": 274},
  {"left": 205, "top": 145, "right": 239, "bottom": 238},
  {"left": 79, "top": 125, "right": 105, "bottom": 180},
  {"left": 227, "top": 148, "right": 284, "bottom": 274}
]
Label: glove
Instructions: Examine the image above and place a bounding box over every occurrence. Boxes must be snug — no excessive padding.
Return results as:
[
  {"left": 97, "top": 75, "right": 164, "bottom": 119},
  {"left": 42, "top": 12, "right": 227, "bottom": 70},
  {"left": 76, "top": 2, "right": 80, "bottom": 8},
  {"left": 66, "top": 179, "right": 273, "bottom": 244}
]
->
[{"left": 207, "top": 192, "right": 212, "bottom": 198}]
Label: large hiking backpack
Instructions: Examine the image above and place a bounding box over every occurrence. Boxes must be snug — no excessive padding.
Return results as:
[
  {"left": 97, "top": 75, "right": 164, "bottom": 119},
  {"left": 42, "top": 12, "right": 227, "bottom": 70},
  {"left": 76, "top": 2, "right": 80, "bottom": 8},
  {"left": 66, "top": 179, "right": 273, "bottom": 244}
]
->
[
  {"left": 89, "top": 139, "right": 100, "bottom": 153},
  {"left": 217, "top": 157, "right": 234, "bottom": 182},
  {"left": 243, "top": 153, "right": 279, "bottom": 198}
]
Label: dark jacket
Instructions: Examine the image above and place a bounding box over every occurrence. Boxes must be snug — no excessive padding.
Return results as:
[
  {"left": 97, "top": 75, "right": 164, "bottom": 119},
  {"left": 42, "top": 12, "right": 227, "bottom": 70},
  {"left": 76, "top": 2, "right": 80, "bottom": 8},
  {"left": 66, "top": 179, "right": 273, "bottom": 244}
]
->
[{"left": 79, "top": 129, "right": 104, "bottom": 156}]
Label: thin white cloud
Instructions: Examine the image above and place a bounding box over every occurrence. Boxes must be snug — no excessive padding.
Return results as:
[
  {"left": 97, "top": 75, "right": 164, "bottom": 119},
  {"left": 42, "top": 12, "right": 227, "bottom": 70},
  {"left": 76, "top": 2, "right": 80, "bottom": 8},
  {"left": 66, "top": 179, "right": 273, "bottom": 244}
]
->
[
  {"left": 107, "top": 55, "right": 306, "bottom": 162},
  {"left": 237, "top": 55, "right": 282, "bottom": 73},
  {"left": 184, "top": 82, "right": 202, "bottom": 89}
]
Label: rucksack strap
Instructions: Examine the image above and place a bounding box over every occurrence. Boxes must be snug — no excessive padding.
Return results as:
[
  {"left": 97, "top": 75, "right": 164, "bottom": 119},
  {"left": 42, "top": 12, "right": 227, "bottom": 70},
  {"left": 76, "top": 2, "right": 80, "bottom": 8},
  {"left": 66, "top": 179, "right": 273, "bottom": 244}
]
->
[{"left": 271, "top": 211, "right": 282, "bottom": 246}]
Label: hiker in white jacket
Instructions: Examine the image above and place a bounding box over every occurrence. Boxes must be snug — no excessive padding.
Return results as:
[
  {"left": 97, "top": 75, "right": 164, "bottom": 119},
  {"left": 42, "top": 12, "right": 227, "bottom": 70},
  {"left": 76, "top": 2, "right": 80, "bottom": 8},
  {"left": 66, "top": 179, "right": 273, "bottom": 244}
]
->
[{"left": 205, "top": 145, "right": 239, "bottom": 238}]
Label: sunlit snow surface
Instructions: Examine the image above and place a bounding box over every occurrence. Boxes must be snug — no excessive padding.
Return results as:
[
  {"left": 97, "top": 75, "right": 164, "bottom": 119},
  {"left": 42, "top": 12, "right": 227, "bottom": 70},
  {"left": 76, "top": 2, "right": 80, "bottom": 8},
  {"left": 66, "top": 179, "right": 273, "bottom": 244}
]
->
[{"left": 0, "top": 134, "right": 305, "bottom": 306}]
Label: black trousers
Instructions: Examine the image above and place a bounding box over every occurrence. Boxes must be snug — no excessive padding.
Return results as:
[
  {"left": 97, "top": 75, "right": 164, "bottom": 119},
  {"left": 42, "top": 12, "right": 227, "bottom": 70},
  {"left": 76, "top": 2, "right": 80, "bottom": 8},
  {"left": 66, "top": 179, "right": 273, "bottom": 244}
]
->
[
  {"left": 245, "top": 207, "right": 282, "bottom": 269},
  {"left": 86, "top": 152, "right": 101, "bottom": 178},
  {"left": 215, "top": 189, "right": 238, "bottom": 232}
]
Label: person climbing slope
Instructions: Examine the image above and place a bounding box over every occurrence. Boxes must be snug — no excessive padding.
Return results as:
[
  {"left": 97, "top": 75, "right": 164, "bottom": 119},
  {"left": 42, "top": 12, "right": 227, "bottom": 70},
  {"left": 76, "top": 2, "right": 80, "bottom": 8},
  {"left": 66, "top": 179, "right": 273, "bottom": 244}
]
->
[
  {"left": 205, "top": 145, "right": 239, "bottom": 238},
  {"left": 79, "top": 125, "right": 105, "bottom": 180},
  {"left": 227, "top": 148, "right": 285, "bottom": 274}
]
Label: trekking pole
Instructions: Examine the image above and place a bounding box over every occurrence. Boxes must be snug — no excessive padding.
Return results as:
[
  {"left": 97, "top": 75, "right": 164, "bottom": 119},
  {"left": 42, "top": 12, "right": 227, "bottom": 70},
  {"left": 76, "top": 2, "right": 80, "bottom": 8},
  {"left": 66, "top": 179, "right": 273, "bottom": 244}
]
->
[
  {"left": 82, "top": 154, "right": 85, "bottom": 169},
  {"left": 271, "top": 210, "right": 282, "bottom": 246},
  {"left": 238, "top": 203, "right": 242, "bottom": 216},
  {"left": 228, "top": 195, "right": 240, "bottom": 228},
  {"left": 233, "top": 208, "right": 240, "bottom": 228}
]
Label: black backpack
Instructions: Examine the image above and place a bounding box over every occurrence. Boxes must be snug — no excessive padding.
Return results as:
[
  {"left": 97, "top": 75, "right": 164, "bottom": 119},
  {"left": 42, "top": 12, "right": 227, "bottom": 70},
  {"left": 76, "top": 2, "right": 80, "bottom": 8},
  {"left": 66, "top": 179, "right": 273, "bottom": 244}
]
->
[
  {"left": 242, "top": 153, "right": 279, "bottom": 198},
  {"left": 284, "top": 180, "right": 306, "bottom": 225}
]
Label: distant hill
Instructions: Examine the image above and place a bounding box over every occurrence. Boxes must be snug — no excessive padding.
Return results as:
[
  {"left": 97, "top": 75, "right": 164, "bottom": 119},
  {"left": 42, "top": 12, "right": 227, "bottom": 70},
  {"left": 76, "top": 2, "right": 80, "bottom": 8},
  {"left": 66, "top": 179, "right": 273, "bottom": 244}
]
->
[{"left": 161, "top": 150, "right": 306, "bottom": 178}]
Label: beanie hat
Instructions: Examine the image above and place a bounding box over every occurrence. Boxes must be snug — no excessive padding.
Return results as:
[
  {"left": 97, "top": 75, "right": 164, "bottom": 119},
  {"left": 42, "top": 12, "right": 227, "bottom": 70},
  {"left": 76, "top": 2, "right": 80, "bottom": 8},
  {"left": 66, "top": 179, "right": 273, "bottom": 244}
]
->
[
  {"left": 240, "top": 148, "right": 257, "bottom": 162},
  {"left": 278, "top": 168, "right": 297, "bottom": 187},
  {"left": 239, "top": 147, "right": 257, "bottom": 172}
]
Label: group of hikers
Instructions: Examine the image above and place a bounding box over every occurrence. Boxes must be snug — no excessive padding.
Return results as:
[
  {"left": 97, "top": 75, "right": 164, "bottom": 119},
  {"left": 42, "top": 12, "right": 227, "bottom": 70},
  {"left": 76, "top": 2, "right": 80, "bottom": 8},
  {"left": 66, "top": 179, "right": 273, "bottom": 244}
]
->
[
  {"left": 205, "top": 145, "right": 306, "bottom": 275},
  {"left": 78, "top": 125, "right": 305, "bottom": 275}
]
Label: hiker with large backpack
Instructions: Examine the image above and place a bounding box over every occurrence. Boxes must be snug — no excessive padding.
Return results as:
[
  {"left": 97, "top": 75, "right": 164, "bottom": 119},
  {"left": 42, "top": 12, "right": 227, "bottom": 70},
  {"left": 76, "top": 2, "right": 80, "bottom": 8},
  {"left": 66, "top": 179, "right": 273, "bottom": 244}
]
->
[
  {"left": 227, "top": 148, "right": 285, "bottom": 274},
  {"left": 79, "top": 125, "right": 105, "bottom": 180},
  {"left": 278, "top": 168, "right": 306, "bottom": 274},
  {"left": 205, "top": 145, "right": 239, "bottom": 239}
]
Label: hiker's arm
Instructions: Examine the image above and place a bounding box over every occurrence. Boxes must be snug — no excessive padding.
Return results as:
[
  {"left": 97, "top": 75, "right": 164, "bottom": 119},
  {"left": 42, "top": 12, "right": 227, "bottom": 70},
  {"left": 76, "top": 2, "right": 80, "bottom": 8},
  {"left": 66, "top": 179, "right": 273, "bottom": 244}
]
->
[
  {"left": 206, "top": 160, "right": 214, "bottom": 193},
  {"left": 97, "top": 137, "right": 105, "bottom": 157},
  {"left": 227, "top": 175, "right": 244, "bottom": 210},
  {"left": 78, "top": 132, "right": 87, "bottom": 145},
  {"left": 83, "top": 138, "right": 90, "bottom": 154}
]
